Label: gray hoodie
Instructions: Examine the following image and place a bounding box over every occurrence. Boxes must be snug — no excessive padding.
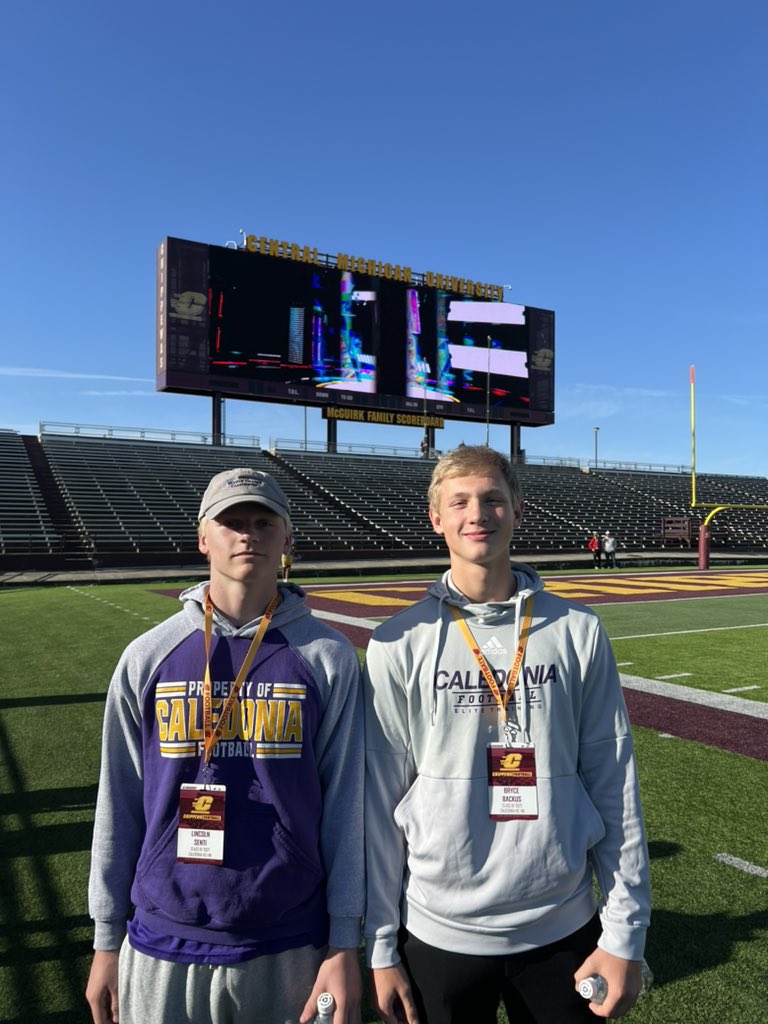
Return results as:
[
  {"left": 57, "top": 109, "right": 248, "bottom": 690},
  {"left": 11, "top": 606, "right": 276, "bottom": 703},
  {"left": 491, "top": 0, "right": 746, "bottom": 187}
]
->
[{"left": 363, "top": 565, "right": 650, "bottom": 968}]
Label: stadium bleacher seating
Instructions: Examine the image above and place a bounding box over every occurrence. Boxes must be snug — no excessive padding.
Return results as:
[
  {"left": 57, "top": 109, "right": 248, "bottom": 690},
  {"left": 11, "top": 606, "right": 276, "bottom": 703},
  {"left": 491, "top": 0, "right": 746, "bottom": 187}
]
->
[
  {"left": 1, "top": 426, "right": 766, "bottom": 571},
  {"left": 0, "top": 430, "right": 60, "bottom": 555},
  {"left": 38, "top": 431, "right": 414, "bottom": 563}
]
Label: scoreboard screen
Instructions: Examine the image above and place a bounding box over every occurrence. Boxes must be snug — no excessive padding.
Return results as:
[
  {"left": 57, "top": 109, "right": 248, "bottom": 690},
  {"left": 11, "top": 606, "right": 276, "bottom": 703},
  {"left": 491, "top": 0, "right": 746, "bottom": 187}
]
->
[{"left": 156, "top": 237, "right": 555, "bottom": 426}]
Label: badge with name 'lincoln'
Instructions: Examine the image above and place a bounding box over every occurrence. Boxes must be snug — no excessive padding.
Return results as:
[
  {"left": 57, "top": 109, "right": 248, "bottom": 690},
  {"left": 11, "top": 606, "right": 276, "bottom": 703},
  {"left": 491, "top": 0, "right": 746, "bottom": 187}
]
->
[
  {"left": 177, "top": 783, "right": 226, "bottom": 864},
  {"left": 487, "top": 744, "right": 538, "bottom": 820}
]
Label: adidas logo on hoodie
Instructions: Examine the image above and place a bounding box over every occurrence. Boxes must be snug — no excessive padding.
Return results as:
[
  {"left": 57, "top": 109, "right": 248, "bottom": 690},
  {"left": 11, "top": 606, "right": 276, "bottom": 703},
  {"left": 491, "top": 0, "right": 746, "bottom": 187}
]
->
[{"left": 481, "top": 636, "right": 507, "bottom": 659}]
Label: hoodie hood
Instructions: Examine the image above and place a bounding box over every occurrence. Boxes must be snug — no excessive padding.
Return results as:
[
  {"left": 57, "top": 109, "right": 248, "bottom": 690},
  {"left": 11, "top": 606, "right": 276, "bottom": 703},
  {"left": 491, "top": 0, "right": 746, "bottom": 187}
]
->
[
  {"left": 426, "top": 562, "right": 544, "bottom": 618},
  {"left": 422, "top": 563, "right": 545, "bottom": 725},
  {"left": 178, "top": 580, "right": 311, "bottom": 637}
]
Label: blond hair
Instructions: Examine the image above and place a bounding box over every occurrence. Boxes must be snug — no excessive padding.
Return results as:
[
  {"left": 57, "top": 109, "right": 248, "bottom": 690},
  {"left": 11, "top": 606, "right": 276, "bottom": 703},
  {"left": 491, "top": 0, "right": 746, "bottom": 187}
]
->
[{"left": 428, "top": 445, "right": 523, "bottom": 511}]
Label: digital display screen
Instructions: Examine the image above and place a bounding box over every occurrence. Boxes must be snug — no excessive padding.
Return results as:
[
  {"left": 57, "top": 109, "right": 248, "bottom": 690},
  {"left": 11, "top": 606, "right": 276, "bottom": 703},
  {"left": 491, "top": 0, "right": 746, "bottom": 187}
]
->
[{"left": 157, "top": 238, "right": 555, "bottom": 426}]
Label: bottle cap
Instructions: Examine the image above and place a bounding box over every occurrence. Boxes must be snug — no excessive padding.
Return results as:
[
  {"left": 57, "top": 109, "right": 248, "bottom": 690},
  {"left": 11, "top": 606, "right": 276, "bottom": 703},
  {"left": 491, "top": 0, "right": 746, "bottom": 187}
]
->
[{"left": 316, "top": 992, "right": 335, "bottom": 1014}]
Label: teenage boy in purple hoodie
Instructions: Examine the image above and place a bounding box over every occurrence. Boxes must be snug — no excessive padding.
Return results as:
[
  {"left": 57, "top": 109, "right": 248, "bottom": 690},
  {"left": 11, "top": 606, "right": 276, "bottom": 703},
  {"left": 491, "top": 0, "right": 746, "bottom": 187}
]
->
[{"left": 86, "top": 468, "right": 364, "bottom": 1024}]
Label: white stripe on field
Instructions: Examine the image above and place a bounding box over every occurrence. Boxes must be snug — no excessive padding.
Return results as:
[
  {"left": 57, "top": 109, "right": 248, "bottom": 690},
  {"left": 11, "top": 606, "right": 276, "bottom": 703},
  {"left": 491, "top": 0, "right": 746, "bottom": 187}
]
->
[
  {"left": 656, "top": 673, "right": 692, "bottom": 679},
  {"left": 611, "top": 622, "right": 768, "bottom": 641},
  {"left": 714, "top": 853, "right": 768, "bottom": 878},
  {"left": 620, "top": 674, "right": 768, "bottom": 720},
  {"left": 67, "top": 586, "right": 163, "bottom": 625},
  {"left": 723, "top": 685, "right": 762, "bottom": 693},
  {"left": 312, "top": 609, "right": 382, "bottom": 630}
]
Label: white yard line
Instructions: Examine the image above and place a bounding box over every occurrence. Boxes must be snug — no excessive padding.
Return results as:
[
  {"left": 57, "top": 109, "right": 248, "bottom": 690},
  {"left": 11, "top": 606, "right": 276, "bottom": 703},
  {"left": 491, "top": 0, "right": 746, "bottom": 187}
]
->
[
  {"left": 590, "top": 592, "right": 768, "bottom": 608},
  {"left": 714, "top": 854, "right": 768, "bottom": 878},
  {"left": 620, "top": 673, "right": 768, "bottom": 719},
  {"left": 611, "top": 622, "right": 768, "bottom": 640},
  {"left": 67, "top": 585, "right": 162, "bottom": 624},
  {"left": 312, "top": 609, "right": 382, "bottom": 630}
]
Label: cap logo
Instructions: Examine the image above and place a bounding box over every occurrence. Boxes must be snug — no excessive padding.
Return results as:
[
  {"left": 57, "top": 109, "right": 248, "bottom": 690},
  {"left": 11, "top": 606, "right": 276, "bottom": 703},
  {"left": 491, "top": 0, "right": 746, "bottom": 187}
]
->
[
  {"left": 226, "top": 474, "right": 263, "bottom": 490},
  {"left": 199, "top": 467, "right": 289, "bottom": 521}
]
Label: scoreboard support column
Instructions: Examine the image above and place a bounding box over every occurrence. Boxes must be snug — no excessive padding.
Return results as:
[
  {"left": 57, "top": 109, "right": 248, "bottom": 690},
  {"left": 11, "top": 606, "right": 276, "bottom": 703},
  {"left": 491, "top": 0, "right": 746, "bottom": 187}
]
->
[
  {"left": 212, "top": 394, "right": 224, "bottom": 446},
  {"left": 424, "top": 425, "right": 435, "bottom": 456},
  {"left": 510, "top": 424, "right": 524, "bottom": 464}
]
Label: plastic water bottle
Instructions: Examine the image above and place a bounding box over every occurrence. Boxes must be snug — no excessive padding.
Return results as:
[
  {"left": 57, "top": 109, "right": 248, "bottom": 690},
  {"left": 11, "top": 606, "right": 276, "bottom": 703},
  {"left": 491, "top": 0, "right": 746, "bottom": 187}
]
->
[
  {"left": 578, "top": 959, "right": 653, "bottom": 1005},
  {"left": 314, "top": 992, "right": 335, "bottom": 1023}
]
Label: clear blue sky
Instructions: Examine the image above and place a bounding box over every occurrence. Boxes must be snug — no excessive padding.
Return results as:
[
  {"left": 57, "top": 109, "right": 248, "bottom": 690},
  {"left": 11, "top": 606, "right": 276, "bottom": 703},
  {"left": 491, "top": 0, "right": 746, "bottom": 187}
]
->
[{"left": 1, "top": 0, "right": 766, "bottom": 473}]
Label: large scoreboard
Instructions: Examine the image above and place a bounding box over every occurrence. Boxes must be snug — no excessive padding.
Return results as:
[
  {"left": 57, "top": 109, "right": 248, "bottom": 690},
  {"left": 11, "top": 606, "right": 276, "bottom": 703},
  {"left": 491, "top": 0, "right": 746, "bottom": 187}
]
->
[{"left": 156, "top": 235, "right": 555, "bottom": 427}]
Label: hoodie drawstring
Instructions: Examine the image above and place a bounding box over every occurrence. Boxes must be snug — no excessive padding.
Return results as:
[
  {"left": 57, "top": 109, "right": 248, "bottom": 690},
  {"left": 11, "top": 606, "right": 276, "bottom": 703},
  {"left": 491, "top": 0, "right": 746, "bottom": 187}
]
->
[{"left": 430, "top": 591, "right": 448, "bottom": 724}]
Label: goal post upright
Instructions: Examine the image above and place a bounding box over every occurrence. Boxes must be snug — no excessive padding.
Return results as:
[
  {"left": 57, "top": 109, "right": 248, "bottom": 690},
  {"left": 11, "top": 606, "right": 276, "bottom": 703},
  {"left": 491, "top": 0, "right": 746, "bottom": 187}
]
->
[
  {"left": 689, "top": 365, "right": 767, "bottom": 570},
  {"left": 690, "top": 365, "right": 711, "bottom": 569},
  {"left": 690, "top": 365, "right": 697, "bottom": 508}
]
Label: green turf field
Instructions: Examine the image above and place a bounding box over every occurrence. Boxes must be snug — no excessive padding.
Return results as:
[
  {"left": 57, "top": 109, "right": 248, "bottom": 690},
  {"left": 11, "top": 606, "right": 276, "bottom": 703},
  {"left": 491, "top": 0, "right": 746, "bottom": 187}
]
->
[{"left": 0, "top": 576, "right": 766, "bottom": 1024}]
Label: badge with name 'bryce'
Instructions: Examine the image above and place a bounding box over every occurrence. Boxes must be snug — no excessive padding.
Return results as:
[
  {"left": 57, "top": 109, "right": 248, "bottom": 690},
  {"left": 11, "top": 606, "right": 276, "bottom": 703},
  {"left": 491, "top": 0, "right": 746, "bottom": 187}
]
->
[
  {"left": 487, "top": 744, "right": 538, "bottom": 820},
  {"left": 177, "top": 783, "right": 226, "bottom": 864}
]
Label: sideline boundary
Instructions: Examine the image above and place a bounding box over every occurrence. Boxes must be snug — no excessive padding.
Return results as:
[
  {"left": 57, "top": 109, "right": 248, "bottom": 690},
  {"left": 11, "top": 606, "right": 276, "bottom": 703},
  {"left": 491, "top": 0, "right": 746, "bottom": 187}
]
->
[{"left": 620, "top": 674, "right": 768, "bottom": 720}]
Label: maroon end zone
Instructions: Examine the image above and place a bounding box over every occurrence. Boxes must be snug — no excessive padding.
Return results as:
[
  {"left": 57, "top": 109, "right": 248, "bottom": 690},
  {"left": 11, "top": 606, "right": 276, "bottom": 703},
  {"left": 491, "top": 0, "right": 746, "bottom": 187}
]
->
[
  {"left": 571, "top": 568, "right": 768, "bottom": 605},
  {"left": 623, "top": 689, "right": 768, "bottom": 762},
  {"left": 302, "top": 569, "right": 768, "bottom": 615}
]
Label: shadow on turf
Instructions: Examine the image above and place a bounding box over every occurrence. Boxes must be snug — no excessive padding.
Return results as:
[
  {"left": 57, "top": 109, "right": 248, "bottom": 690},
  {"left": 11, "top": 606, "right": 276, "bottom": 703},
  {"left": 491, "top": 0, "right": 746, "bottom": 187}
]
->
[
  {"left": 645, "top": 908, "right": 768, "bottom": 988},
  {"left": 0, "top": 691, "right": 105, "bottom": 711},
  {"left": 0, "top": 783, "right": 97, "bottom": 817},
  {"left": 0, "top": 714, "right": 95, "bottom": 1021},
  {"left": 1, "top": 1014, "right": 92, "bottom": 1024},
  {"left": 646, "top": 840, "right": 768, "bottom": 993},
  {"left": 647, "top": 839, "right": 680, "bottom": 859}
]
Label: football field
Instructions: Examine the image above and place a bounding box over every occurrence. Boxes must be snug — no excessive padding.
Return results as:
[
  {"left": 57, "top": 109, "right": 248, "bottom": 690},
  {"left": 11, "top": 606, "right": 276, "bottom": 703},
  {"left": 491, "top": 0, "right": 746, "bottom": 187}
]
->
[{"left": 0, "top": 567, "right": 766, "bottom": 1023}]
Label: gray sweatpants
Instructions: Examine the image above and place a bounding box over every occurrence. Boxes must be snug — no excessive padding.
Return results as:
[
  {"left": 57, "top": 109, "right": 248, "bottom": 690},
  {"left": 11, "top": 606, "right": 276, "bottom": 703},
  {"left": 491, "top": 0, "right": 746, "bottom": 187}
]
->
[{"left": 119, "top": 938, "right": 326, "bottom": 1024}]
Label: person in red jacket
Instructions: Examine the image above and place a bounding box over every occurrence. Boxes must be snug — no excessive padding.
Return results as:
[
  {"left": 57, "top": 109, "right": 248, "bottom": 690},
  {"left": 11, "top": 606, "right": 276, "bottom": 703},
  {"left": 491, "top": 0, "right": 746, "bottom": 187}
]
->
[{"left": 588, "top": 532, "right": 602, "bottom": 568}]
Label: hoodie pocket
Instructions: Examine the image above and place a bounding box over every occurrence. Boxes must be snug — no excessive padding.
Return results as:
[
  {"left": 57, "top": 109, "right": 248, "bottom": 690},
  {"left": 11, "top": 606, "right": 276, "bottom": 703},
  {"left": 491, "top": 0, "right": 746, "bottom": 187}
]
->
[
  {"left": 392, "top": 773, "right": 605, "bottom": 925},
  {"left": 133, "top": 802, "right": 324, "bottom": 931}
]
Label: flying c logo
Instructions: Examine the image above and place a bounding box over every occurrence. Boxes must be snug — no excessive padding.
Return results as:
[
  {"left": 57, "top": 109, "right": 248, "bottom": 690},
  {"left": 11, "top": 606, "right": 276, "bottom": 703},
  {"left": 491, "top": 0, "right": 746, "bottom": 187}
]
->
[
  {"left": 500, "top": 752, "right": 524, "bottom": 771},
  {"left": 191, "top": 795, "right": 215, "bottom": 814}
]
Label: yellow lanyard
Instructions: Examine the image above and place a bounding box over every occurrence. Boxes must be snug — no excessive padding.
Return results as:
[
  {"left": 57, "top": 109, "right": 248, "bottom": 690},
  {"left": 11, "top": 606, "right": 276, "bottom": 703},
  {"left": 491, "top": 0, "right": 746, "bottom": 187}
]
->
[
  {"left": 202, "top": 591, "right": 279, "bottom": 765},
  {"left": 449, "top": 596, "right": 535, "bottom": 721}
]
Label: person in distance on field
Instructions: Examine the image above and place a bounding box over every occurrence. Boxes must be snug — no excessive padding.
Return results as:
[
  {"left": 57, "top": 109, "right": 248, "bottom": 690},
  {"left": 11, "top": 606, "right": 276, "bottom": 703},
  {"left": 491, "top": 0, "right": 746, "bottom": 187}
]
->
[
  {"left": 603, "top": 530, "right": 618, "bottom": 569},
  {"left": 86, "top": 467, "right": 364, "bottom": 1024},
  {"left": 281, "top": 537, "right": 295, "bottom": 581},
  {"left": 588, "top": 531, "right": 602, "bottom": 569},
  {"left": 363, "top": 445, "right": 650, "bottom": 1023}
]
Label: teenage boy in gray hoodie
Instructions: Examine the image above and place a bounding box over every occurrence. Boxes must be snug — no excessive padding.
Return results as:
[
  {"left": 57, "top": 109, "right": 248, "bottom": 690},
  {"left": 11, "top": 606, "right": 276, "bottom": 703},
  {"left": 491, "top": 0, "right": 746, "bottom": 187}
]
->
[
  {"left": 364, "top": 445, "right": 650, "bottom": 1023},
  {"left": 86, "top": 468, "right": 364, "bottom": 1024}
]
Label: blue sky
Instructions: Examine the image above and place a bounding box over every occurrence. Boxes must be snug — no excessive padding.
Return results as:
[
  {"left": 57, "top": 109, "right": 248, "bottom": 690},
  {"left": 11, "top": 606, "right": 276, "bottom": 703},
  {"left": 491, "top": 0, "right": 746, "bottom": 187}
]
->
[{"left": 1, "top": 0, "right": 766, "bottom": 473}]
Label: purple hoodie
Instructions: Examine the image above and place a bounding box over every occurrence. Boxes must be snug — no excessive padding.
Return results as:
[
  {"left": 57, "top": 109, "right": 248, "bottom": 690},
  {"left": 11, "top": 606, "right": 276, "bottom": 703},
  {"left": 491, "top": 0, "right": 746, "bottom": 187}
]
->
[{"left": 88, "top": 581, "right": 364, "bottom": 963}]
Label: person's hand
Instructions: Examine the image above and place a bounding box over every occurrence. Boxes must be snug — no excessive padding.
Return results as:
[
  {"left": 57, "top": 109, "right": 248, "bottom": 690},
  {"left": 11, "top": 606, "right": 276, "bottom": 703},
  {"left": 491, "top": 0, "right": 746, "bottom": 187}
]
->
[
  {"left": 299, "top": 947, "right": 362, "bottom": 1024},
  {"left": 85, "top": 950, "right": 120, "bottom": 1024},
  {"left": 574, "top": 949, "right": 644, "bottom": 1019},
  {"left": 368, "top": 963, "right": 420, "bottom": 1024}
]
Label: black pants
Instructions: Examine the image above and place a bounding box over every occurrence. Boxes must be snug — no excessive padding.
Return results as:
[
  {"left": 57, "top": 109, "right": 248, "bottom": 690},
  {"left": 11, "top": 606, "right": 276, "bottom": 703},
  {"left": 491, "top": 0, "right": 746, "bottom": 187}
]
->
[{"left": 398, "top": 914, "right": 601, "bottom": 1024}]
